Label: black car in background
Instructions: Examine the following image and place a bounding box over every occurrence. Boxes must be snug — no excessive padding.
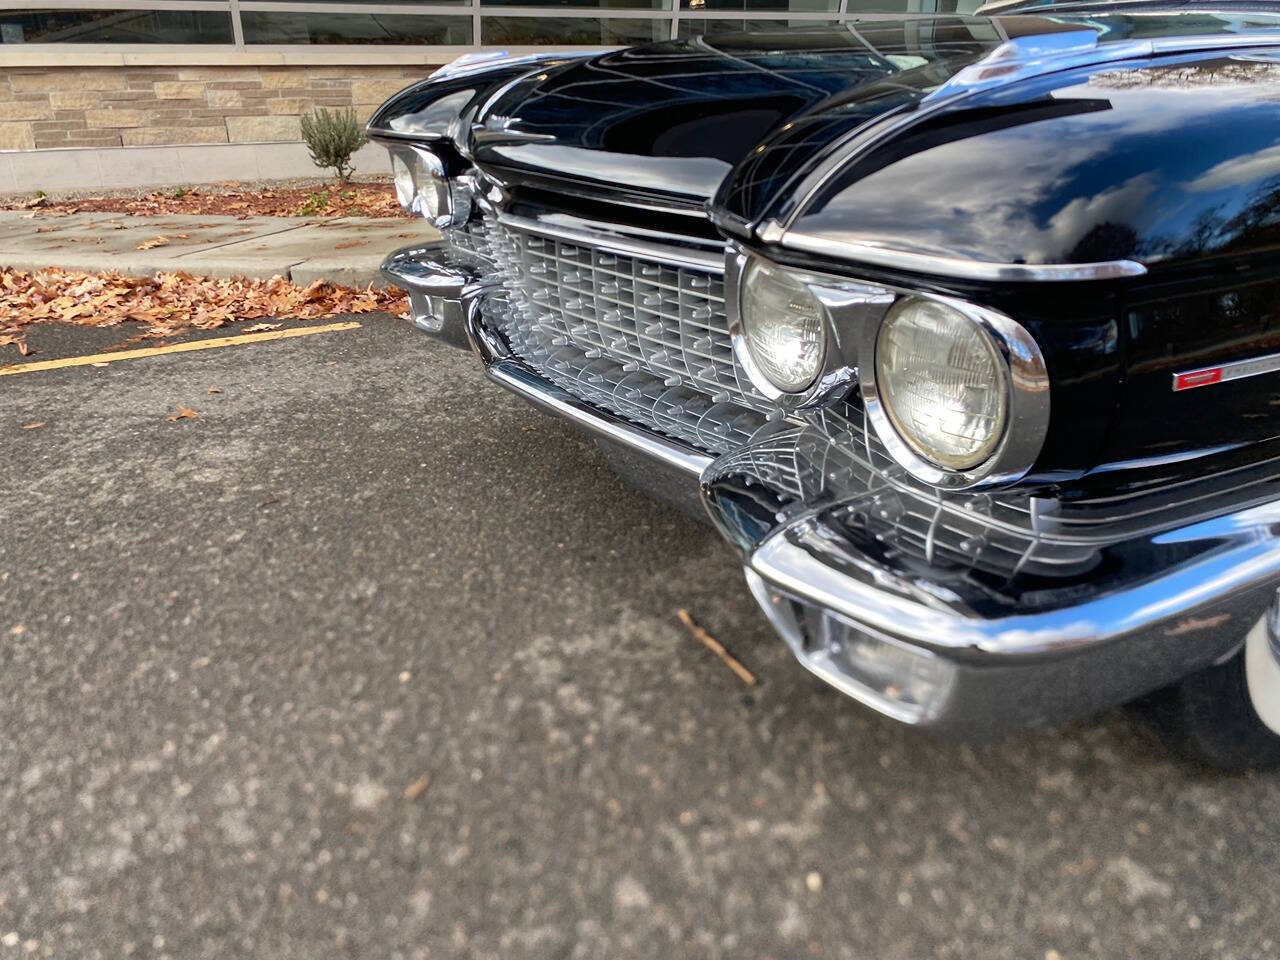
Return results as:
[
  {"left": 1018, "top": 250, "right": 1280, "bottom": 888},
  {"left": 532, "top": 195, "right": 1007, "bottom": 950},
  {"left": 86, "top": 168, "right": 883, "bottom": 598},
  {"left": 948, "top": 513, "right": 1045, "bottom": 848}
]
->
[{"left": 370, "top": 3, "right": 1280, "bottom": 768}]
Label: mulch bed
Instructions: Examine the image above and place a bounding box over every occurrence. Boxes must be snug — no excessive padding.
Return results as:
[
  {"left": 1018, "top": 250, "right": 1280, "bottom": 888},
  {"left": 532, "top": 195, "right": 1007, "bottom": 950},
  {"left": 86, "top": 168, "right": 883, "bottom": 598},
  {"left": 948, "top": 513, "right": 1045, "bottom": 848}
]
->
[{"left": 2, "top": 182, "right": 407, "bottom": 220}]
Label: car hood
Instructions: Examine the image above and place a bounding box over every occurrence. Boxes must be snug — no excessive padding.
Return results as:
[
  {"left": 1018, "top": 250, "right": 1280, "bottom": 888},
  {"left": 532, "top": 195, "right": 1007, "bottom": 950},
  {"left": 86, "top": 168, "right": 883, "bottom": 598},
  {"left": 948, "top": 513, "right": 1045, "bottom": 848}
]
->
[
  {"left": 472, "top": 20, "right": 1003, "bottom": 207},
  {"left": 469, "top": 11, "right": 1280, "bottom": 221}
]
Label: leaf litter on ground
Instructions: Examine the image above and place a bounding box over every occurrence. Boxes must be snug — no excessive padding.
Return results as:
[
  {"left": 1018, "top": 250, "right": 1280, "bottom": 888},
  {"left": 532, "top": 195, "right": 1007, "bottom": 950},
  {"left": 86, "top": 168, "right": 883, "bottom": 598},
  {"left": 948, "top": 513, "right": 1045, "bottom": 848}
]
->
[
  {"left": 2, "top": 182, "right": 406, "bottom": 220},
  {"left": 0, "top": 266, "right": 408, "bottom": 357}
]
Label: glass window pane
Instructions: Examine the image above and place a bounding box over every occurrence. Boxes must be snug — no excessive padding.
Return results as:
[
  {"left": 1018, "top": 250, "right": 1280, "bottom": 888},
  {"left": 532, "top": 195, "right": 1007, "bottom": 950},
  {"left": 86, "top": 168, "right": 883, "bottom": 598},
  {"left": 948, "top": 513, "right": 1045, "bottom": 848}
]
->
[
  {"left": 681, "top": 0, "right": 837, "bottom": 10},
  {"left": 0, "top": 9, "right": 234, "bottom": 43},
  {"left": 846, "top": 0, "right": 966, "bottom": 9},
  {"left": 482, "top": 0, "right": 668, "bottom": 8},
  {"left": 481, "top": 15, "right": 669, "bottom": 44},
  {"left": 241, "top": 11, "right": 473, "bottom": 43},
  {"left": 676, "top": 16, "right": 836, "bottom": 36},
  {"left": 267, "top": 0, "right": 468, "bottom": 3}
]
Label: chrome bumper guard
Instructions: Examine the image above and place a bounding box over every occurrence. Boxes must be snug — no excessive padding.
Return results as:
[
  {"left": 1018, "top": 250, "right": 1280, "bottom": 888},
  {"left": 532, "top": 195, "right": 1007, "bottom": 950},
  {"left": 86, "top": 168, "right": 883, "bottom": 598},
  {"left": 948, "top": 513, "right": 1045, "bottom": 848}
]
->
[{"left": 384, "top": 241, "right": 1280, "bottom": 736}]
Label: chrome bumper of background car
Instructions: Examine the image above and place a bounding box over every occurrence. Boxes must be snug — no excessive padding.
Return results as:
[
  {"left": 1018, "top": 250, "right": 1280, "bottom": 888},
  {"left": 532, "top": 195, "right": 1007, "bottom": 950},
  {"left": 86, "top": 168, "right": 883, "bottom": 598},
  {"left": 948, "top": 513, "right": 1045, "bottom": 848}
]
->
[{"left": 384, "top": 240, "right": 1280, "bottom": 737}]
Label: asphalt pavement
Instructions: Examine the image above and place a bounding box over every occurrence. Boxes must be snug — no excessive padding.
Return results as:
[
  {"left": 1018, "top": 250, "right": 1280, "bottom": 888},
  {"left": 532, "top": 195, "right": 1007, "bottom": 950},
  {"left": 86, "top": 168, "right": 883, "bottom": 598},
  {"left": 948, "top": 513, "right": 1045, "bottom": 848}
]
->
[{"left": 3, "top": 318, "right": 1279, "bottom": 960}]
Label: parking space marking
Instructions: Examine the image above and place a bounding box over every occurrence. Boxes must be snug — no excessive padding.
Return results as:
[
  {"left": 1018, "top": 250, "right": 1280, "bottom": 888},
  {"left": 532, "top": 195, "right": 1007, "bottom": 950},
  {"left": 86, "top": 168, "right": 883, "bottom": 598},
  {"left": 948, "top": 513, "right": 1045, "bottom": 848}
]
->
[{"left": 0, "top": 321, "right": 363, "bottom": 377}]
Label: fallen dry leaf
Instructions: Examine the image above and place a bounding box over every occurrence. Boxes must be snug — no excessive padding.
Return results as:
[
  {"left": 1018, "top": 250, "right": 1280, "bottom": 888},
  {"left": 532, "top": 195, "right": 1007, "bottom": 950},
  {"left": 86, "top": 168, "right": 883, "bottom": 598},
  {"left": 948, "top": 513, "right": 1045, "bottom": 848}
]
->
[
  {"left": 0, "top": 267, "right": 407, "bottom": 356},
  {"left": 1, "top": 182, "right": 406, "bottom": 219},
  {"left": 403, "top": 775, "right": 430, "bottom": 801},
  {"left": 22, "top": 421, "right": 45, "bottom": 430},
  {"left": 165, "top": 405, "right": 197, "bottom": 422},
  {"left": 243, "top": 322, "right": 282, "bottom": 333},
  {"left": 136, "top": 236, "right": 170, "bottom": 250},
  {"left": 207, "top": 386, "right": 223, "bottom": 395}
]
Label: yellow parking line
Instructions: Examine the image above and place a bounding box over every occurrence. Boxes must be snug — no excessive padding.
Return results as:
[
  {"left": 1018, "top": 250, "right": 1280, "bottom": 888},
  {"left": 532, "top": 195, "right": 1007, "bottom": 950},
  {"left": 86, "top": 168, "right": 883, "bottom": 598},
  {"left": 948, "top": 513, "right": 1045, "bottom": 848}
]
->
[{"left": 0, "top": 321, "right": 363, "bottom": 377}]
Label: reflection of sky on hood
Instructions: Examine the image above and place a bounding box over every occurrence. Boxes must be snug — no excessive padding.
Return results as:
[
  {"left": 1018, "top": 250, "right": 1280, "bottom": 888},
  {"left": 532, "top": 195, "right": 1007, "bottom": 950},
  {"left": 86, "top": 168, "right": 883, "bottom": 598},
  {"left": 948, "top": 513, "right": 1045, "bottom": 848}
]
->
[{"left": 798, "top": 61, "right": 1280, "bottom": 265}]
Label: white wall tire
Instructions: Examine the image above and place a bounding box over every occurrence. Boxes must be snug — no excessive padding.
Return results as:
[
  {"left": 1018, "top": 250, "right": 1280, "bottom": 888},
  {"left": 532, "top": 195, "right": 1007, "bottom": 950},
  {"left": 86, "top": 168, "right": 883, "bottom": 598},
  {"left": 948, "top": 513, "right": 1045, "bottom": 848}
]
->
[
  {"left": 1132, "top": 613, "right": 1280, "bottom": 770},
  {"left": 1244, "top": 613, "right": 1280, "bottom": 736}
]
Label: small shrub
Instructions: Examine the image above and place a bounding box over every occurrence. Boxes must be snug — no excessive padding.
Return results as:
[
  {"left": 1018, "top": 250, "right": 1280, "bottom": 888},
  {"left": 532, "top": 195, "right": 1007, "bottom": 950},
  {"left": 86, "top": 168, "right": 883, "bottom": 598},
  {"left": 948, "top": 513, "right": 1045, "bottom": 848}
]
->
[{"left": 300, "top": 108, "right": 367, "bottom": 183}]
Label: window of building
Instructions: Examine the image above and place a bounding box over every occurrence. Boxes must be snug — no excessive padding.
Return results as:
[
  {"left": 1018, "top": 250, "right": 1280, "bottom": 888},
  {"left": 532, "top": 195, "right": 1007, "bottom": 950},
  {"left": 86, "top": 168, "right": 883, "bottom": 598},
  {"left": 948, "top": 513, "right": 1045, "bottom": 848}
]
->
[{"left": 0, "top": 0, "right": 982, "bottom": 49}]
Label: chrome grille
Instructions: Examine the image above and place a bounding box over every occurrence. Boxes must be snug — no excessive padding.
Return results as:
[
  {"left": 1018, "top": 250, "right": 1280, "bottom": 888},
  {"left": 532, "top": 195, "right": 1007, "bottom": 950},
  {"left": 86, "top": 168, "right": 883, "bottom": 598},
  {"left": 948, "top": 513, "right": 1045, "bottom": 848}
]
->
[{"left": 463, "top": 215, "right": 782, "bottom": 454}]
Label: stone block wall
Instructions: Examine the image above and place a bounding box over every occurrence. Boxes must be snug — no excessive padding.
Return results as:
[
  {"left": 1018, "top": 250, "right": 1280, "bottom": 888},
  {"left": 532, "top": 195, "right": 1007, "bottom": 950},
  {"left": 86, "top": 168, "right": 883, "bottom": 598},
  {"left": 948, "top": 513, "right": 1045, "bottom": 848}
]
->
[{"left": 0, "top": 65, "right": 437, "bottom": 151}]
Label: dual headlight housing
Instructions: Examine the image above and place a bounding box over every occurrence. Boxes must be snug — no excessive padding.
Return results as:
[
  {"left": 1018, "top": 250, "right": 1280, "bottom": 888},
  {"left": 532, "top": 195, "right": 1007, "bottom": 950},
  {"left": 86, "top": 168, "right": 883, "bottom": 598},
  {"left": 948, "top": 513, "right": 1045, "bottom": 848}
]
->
[
  {"left": 389, "top": 144, "right": 472, "bottom": 228},
  {"left": 733, "top": 254, "right": 1049, "bottom": 489}
]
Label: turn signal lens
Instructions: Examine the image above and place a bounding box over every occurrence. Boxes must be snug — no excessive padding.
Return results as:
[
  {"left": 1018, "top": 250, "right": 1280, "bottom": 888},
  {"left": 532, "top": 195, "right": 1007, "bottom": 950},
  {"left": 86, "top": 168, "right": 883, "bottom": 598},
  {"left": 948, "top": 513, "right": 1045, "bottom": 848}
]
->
[
  {"left": 740, "top": 258, "right": 826, "bottom": 393},
  {"left": 876, "top": 297, "right": 1007, "bottom": 470}
]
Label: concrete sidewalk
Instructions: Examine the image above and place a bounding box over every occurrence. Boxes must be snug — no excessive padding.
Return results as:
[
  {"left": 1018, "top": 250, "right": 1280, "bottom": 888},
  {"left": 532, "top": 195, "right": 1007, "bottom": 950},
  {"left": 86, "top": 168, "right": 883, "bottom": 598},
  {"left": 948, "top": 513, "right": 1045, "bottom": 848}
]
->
[{"left": 0, "top": 210, "right": 438, "bottom": 287}]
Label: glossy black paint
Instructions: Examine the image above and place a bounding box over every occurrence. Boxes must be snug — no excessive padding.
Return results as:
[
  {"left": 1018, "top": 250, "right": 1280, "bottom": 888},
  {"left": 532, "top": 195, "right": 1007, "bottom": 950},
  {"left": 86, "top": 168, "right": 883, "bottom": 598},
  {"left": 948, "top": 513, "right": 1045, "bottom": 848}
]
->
[
  {"left": 367, "top": 55, "right": 592, "bottom": 174},
  {"left": 789, "top": 52, "right": 1280, "bottom": 270},
  {"left": 472, "top": 25, "right": 1002, "bottom": 203},
  {"left": 372, "top": 13, "right": 1280, "bottom": 492}
]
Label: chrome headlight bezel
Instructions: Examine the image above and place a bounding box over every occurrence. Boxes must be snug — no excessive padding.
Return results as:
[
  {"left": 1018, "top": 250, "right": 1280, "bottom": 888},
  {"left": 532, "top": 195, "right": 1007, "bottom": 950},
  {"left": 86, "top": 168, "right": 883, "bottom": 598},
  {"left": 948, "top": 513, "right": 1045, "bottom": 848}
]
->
[
  {"left": 727, "top": 251, "right": 879, "bottom": 409},
  {"left": 858, "top": 293, "right": 1049, "bottom": 490},
  {"left": 726, "top": 246, "right": 1049, "bottom": 490},
  {"left": 736, "top": 256, "right": 828, "bottom": 395},
  {"left": 387, "top": 143, "right": 471, "bottom": 229}
]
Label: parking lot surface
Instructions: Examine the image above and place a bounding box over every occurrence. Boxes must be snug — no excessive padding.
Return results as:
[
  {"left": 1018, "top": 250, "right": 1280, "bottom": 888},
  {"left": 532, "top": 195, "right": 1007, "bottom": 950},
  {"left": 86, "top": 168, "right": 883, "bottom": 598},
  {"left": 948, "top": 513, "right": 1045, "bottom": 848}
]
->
[{"left": 3, "top": 319, "right": 1279, "bottom": 960}]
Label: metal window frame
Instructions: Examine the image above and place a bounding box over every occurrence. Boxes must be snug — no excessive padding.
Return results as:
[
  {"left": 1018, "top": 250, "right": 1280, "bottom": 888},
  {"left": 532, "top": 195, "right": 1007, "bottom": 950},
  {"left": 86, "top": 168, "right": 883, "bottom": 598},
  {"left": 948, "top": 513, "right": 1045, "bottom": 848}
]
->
[{"left": 0, "top": 0, "right": 970, "bottom": 52}]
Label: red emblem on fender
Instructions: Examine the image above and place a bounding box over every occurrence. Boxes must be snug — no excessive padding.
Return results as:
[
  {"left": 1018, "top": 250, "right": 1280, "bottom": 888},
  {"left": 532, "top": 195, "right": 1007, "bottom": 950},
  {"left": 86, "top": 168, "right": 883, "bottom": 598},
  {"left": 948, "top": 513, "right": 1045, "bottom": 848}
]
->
[{"left": 1173, "top": 368, "right": 1223, "bottom": 391}]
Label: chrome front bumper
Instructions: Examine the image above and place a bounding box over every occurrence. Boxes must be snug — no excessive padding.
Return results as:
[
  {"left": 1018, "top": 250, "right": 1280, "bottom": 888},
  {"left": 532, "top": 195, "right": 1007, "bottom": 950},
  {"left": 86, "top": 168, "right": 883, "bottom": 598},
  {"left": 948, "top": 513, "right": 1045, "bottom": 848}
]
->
[{"left": 386, "top": 240, "right": 1280, "bottom": 737}]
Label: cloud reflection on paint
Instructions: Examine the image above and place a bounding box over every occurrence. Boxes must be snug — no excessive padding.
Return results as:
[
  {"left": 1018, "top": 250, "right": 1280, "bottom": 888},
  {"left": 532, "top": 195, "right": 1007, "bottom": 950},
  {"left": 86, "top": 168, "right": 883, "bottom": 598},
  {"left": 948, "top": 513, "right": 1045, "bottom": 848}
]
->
[{"left": 795, "top": 58, "right": 1280, "bottom": 266}]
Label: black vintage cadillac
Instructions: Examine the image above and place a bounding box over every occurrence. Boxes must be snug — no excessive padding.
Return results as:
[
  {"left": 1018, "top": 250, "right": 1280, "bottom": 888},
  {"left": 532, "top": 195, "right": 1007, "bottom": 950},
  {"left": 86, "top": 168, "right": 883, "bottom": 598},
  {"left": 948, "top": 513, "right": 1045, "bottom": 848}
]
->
[{"left": 370, "top": 1, "right": 1280, "bottom": 768}]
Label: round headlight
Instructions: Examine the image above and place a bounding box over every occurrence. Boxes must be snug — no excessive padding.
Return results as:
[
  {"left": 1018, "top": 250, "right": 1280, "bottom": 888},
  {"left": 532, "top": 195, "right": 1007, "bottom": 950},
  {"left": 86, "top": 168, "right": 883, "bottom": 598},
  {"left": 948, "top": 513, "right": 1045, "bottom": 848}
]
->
[
  {"left": 739, "top": 258, "right": 827, "bottom": 393},
  {"left": 875, "top": 297, "right": 1008, "bottom": 470}
]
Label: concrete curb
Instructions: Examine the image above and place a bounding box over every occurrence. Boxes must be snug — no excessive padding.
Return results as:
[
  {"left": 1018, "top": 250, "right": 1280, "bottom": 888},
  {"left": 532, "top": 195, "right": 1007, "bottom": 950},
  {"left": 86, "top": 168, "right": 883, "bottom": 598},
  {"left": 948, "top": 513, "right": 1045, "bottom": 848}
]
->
[{"left": 0, "top": 210, "right": 437, "bottom": 288}]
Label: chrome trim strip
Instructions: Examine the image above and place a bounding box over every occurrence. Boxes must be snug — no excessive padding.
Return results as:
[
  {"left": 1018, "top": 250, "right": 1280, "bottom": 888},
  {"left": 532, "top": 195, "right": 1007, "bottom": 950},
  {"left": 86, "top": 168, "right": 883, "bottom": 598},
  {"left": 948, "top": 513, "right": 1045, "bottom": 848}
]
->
[
  {"left": 774, "top": 226, "right": 1148, "bottom": 282},
  {"left": 487, "top": 359, "right": 714, "bottom": 477},
  {"left": 1172, "top": 351, "right": 1280, "bottom": 392},
  {"left": 497, "top": 212, "right": 726, "bottom": 272},
  {"left": 368, "top": 129, "right": 443, "bottom": 144}
]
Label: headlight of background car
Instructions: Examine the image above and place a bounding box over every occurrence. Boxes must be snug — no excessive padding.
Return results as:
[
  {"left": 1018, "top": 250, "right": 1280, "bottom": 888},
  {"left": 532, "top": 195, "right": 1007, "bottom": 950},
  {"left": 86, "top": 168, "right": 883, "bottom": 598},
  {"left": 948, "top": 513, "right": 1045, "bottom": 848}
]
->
[
  {"left": 390, "top": 146, "right": 469, "bottom": 228},
  {"left": 391, "top": 154, "right": 418, "bottom": 210},
  {"left": 739, "top": 258, "right": 826, "bottom": 393},
  {"left": 875, "top": 297, "right": 1008, "bottom": 470}
]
